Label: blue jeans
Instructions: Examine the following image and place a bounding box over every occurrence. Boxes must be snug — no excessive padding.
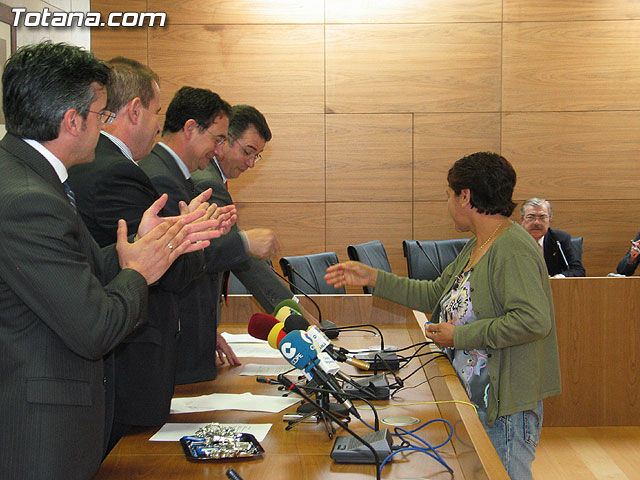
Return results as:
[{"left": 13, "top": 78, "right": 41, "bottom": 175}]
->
[{"left": 477, "top": 401, "right": 543, "bottom": 480}]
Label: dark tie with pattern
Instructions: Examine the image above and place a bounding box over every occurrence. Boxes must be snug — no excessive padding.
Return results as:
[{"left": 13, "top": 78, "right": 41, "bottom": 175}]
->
[{"left": 63, "top": 181, "right": 77, "bottom": 213}]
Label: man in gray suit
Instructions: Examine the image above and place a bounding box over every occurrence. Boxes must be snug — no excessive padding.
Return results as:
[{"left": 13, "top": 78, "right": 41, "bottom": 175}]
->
[{"left": 0, "top": 42, "right": 224, "bottom": 479}]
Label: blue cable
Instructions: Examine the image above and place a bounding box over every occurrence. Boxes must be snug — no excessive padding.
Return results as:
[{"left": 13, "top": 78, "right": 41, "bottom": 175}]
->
[{"left": 356, "top": 416, "right": 454, "bottom": 473}]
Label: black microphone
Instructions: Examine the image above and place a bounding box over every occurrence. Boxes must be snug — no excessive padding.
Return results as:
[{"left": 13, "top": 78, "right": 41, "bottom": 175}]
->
[
  {"left": 556, "top": 240, "right": 570, "bottom": 270},
  {"left": 256, "top": 375, "right": 295, "bottom": 389},
  {"left": 415, "top": 241, "right": 442, "bottom": 277}
]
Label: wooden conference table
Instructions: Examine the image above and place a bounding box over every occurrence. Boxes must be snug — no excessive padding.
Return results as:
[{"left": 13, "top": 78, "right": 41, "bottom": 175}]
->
[{"left": 96, "top": 294, "right": 509, "bottom": 479}]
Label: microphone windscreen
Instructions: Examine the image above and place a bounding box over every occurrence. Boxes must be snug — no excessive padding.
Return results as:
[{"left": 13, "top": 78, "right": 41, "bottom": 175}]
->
[
  {"left": 278, "top": 330, "right": 317, "bottom": 371},
  {"left": 267, "top": 322, "right": 286, "bottom": 349},
  {"left": 275, "top": 306, "right": 299, "bottom": 322},
  {"left": 284, "top": 314, "right": 310, "bottom": 333},
  {"left": 248, "top": 313, "right": 279, "bottom": 341},
  {"left": 273, "top": 299, "right": 302, "bottom": 316}
]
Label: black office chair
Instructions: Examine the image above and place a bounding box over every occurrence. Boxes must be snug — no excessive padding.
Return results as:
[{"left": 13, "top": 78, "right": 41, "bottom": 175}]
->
[
  {"left": 570, "top": 236, "right": 584, "bottom": 260},
  {"left": 347, "top": 240, "right": 391, "bottom": 293},
  {"left": 403, "top": 239, "right": 469, "bottom": 281},
  {"left": 279, "top": 252, "right": 345, "bottom": 294}
]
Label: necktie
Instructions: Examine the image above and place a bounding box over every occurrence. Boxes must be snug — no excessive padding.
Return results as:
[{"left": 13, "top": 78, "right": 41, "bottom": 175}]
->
[
  {"left": 63, "top": 181, "right": 77, "bottom": 213},
  {"left": 186, "top": 178, "right": 196, "bottom": 197}
]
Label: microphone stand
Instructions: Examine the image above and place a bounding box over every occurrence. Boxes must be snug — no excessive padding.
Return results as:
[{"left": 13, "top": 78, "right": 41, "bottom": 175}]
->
[
  {"left": 415, "top": 241, "right": 443, "bottom": 277},
  {"left": 270, "top": 264, "right": 323, "bottom": 322},
  {"left": 270, "top": 264, "right": 339, "bottom": 338},
  {"left": 276, "top": 375, "right": 383, "bottom": 480}
]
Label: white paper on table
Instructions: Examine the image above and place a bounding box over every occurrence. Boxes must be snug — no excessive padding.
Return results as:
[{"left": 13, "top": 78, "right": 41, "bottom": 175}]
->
[
  {"left": 221, "top": 332, "right": 266, "bottom": 344},
  {"left": 230, "top": 342, "right": 284, "bottom": 358},
  {"left": 170, "top": 392, "right": 300, "bottom": 414},
  {"left": 149, "top": 423, "right": 272, "bottom": 442},
  {"left": 239, "top": 364, "right": 303, "bottom": 377}
]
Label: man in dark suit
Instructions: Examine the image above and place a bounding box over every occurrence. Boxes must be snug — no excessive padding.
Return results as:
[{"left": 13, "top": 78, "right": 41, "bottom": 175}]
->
[
  {"left": 191, "top": 104, "right": 319, "bottom": 367},
  {"left": 617, "top": 233, "right": 640, "bottom": 275},
  {"left": 68, "top": 59, "right": 236, "bottom": 453},
  {"left": 0, "top": 42, "right": 221, "bottom": 479},
  {"left": 140, "top": 87, "right": 243, "bottom": 383},
  {"left": 520, "top": 198, "right": 585, "bottom": 277}
]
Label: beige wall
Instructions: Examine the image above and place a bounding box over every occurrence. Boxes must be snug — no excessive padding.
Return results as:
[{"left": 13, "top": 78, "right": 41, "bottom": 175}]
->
[{"left": 91, "top": 0, "right": 640, "bottom": 278}]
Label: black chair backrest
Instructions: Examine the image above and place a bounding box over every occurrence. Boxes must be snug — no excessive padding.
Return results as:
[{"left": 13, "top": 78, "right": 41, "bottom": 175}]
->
[
  {"left": 347, "top": 240, "right": 391, "bottom": 293},
  {"left": 403, "top": 239, "right": 469, "bottom": 281},
  {"left": 279, "top": 252, "right": 345, "bottom": 295},
  {"left": 570, "top": 236, "right": 583, "bottom": 260}
]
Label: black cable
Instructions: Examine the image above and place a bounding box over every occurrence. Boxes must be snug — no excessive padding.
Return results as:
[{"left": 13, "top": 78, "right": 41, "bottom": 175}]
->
[
  {"left": 278, "top": 375, "right": 382, "bottom": 480},
  {"left": 398, "top": 353, "right": 448, "bottom": 385},
  {"left": 293, "top": 382, "right": 381, "bottom": 432},
  {"left": 391, "top": 374, "right": 458, "bottom": 399},
  {"left": 323, "top": 324, "right": 385, "bottom": 350}
]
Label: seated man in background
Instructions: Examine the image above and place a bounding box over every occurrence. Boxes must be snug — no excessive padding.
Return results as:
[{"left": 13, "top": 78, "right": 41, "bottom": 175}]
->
[
  {"left": 616, "top": 232, "right": 640, "bottom": 275},
  {"left": 520, "top": 198, "right": 585, "bottom": 278}
]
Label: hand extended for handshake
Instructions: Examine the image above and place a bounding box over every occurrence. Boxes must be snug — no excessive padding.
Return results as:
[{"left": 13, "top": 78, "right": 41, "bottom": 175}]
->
[
  {"left": 324, "top": 260, "right": 379, "bottom": 289},
  {"left": 325, "top": 260, "right": 455, "bottom": 347},
  {"left": 116, "top": 189, "right": 237, "bottom": 285}
]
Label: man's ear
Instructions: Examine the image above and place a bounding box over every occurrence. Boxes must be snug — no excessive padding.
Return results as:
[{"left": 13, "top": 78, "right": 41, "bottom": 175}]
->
[
  {"left": 61, "top": 109, "right": 83, "bottom": 137},
  {"left": 183, "top": 119, "right": 198, "bottom": 139},
  {"left": 127, "top": 97, "right": 142, "bottom": 124}
]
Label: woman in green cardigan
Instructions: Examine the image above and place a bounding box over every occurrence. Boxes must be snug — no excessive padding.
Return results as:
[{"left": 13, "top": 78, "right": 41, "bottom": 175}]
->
[{"left": 325, "top": 152, "right": 561, "bottom": 480}]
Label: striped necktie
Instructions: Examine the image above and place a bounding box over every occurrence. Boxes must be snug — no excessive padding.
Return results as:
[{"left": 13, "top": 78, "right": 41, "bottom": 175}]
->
[{"left": 63, "top": 181, "right": 77, "bottom": 213}]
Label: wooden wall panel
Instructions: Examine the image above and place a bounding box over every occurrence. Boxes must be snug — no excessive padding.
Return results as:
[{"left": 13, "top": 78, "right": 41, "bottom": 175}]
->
[
  {"left": 504, "top": 0, "right": 640, "bottom": 21},
  {"left": 325, "top": 24, "right": 501, "bottom": 113},
  {"left": 326, "top": 0, "right": 501, "bottom": 23},
  {"left": 503, "top": 112, "right": 640, "bottom": 201},
  {"left": 413, "top": 201, "right": 471, "bottom": 242},
  {"left": 230, "top": 114, "right": 325, "bottom": 203},
  {"left": 148, "top": 25, "right": 324, "bottom": 114},
  {"left": 503, "top": 21, "right": 640, "bottom": 111},
  {"left": 90, "top": 0, "right": 148, "bottom": 63},
  {"left": 326, "top": 114, "right": 412, "bottom": 202},
  {"left": 414, "top": 113, "right": 501, "bottom": 202},
  {"left": 234, "top": 202, "right": 325, "bottom": 259},
  {"left": 91, "top": 28, "right": 147, "bottom": 64},
  {"left": 326, "top": 202, "right": 412, "bottom": 277},
  {"left": 148, "top": 0, "right": 324, "bottom": 24}
]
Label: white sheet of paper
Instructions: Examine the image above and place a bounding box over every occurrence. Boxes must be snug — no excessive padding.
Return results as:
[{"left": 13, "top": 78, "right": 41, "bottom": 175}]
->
[
  {"left": 170, "top": 392, "right": 300, "bottom": 414},
  {"left": 239, "top": 364, "right": 302, "bottom": 377},
  {"left": 221, "top": 332, "right": 266, "bottom": 344},
  {"left": 149, "top": 423, "right": 272, "bottom": 442},
  {"left": 230, "top": 343, "right": 284, "bottom": 358}
]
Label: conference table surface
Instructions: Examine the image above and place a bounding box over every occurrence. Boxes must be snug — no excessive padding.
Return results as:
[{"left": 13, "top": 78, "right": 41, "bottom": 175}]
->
[{"left": 96, "top": 295, "right": 507, "bottom": 479}]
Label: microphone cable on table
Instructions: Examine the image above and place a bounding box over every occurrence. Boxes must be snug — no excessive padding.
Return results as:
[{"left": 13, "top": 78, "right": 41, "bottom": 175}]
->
[{"left": 276, "top": 375, "right": 383, "bottom": 480}]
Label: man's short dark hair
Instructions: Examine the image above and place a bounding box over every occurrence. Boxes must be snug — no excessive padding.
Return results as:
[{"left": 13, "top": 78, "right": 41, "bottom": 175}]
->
[
  {"left": 228, "top": 104, "right": 272, "bottom": 143},
  {"left": 447, "top": 152, "right": 517, "bottom": 217},
  {"left": 2, "top": 41, "right": 110, "bottom": 141},
  {"left": 105, "top": 57, "right": 159, "bottom": 113},
  {"left": 162, "top": 86, "right": 232, "bottom": 135}
]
